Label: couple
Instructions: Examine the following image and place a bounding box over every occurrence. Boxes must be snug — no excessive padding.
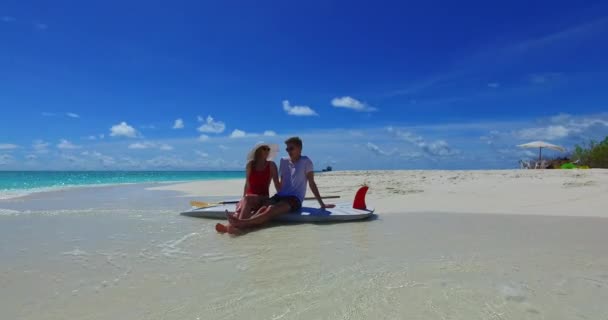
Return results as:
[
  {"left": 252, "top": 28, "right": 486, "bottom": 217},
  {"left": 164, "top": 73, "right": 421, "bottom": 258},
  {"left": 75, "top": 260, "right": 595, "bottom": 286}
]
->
[{"left": 215, "top": 136, "right": 334, "bottom": 234}]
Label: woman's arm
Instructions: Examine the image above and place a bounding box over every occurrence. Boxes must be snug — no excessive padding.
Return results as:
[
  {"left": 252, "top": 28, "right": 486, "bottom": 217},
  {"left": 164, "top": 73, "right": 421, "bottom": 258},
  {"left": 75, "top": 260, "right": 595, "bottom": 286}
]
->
[
  {"left": 243, "top": 162, "right": 252, "bottom": 197},
  {"left": 270, "top": 161, "right": 280, "bottom": 193}
]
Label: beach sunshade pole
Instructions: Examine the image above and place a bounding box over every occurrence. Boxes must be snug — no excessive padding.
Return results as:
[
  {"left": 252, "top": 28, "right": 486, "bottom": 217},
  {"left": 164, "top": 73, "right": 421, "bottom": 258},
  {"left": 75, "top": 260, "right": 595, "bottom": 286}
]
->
[{"left": 517, "top": 141, "right": 565, "bottom": 167}]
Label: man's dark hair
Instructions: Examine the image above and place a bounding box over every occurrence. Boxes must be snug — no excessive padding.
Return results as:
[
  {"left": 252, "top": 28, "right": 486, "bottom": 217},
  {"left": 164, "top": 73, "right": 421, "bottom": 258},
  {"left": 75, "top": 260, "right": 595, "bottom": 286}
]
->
[{"left": 285, "top": 136, "right": 303, "bottom": 149}]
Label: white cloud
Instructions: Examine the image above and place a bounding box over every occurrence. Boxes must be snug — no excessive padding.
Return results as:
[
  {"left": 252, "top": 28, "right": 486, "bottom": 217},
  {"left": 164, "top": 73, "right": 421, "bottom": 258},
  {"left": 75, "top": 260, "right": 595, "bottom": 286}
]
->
[
  {"left": 86, "top": 134, "right": 105, "bottom": 140},
  {"left": 480, "top": 130, "right": 501, "bottom": 145},
  {"left": 145, "top": 156, "right": 186, "bottom": 169},
  {"left": 366, "top": 143, "right": 397, "bottom": 156},
  {"left": 487, "top": 82, "right": 500, "bottom": 88},
  {"left": 110, "top": 121, "right": 138, "bottom": 138},
  {"left": 282, "top": 100, "right": 318, "bottom": 116},
  {"left": 551, "top": 113, "right": 608, "bottom": 130},
  {"left": 1, "top": 16, "right": 16, "bottom": 23},
  {"left": 41, "top": 112, "right": 83, "bottom": 119},
  {"left": 423, "top": 140, "right": 455, "bottom": 156},
  {"left": 230, "top": 129, "right": 247, "bottom": 138},
  {"left": 550, "top": 113, "right": 571, "bottom": 123},
  {"left": 86, "top": 151, "right": 116, "bottom": 167},
  {"left": 57, "top": 139, "right": 80, "bottom": 149},
  {"left": 388, "top": 127, "right": 424, "bottom": 145},
  {"left": 514, "top": 114, "right": 608, "bottom": 140},
  {"left": 32, "top": 140, "right": 50, "bottom": 153},
  {"left": 159, "top": 144, "right": 173, "bottom": 151},
  {"left": 118, "top": 156, "right": 141, "bottom": 168},
  {"left": 128, "top": 141, "right": 173, "bottom": 151},
  {"left": 26, "top": 154, "right": 37, "bottom": 161},
  {"left": 196, "top": 150, "right": 209, "bottom": 158},
  {"left": 331, "top": 96, "right": 376, "bottom": 112},
  {"left": 516, "top": 125, "right": 570, "bottom": 140},
  {"left": 0, "top": 143, "right": 18, "bottom": 150},
  {"left": 197, "top": 115, "right": 225, "bottom": 133},
  {"left": 6, "top": 112, "right": 607, "bottom": 170},
  {"left": 199, "top": 134, "right": 210, "bottom": 141},
  {"left": 388, "top": 127, "right": 458, "bottom": 157},
  {"left": 128, "top": 142, "right": 155, "bottom": 149},
  {"left": 263, "top": 130, "right": 277, "bottom": 136},
  {"left": 173, "top": 118, "right": 184, "bottom": 129}
]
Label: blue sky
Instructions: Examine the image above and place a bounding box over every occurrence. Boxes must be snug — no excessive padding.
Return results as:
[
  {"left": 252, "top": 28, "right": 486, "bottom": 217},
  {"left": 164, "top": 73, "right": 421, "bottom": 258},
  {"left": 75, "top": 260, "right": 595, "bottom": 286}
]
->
[{"left": 1, "top": 0, "right": 608, "bottom": 170}]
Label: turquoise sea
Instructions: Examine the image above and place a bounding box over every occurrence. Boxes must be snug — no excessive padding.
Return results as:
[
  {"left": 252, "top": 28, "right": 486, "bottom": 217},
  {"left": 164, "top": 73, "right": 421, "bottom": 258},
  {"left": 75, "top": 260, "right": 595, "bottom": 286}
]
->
[{"left": 0, "top": 171, "right": 244, "bottom": 198}]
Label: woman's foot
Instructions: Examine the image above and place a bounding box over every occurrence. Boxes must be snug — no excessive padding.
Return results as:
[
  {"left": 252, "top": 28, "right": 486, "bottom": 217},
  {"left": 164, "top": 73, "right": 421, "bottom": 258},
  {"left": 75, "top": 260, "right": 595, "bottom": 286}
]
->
[
  {"left": 216, "top": 223, "right": 244, "bottom": 235},
  {"left": 215, "top": 223, "right": 228, "bottom": 233}
]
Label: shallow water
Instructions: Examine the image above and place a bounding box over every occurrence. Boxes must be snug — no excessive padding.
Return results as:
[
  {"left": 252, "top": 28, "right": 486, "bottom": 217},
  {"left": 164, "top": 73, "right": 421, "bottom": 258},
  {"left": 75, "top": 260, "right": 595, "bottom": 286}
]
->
[
  {"left": 0, "top": 171, "right": 243, "bottom": 199},
  {"left": 1, "top": 185, "right": 608, "bottom": 319}
]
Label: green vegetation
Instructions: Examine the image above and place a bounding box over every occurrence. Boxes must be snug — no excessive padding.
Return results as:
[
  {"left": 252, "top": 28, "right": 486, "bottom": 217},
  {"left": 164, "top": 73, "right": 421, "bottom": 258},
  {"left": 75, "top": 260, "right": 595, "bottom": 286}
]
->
[{"left": 573, "top": 136, "right": 608, "bottom": 168}]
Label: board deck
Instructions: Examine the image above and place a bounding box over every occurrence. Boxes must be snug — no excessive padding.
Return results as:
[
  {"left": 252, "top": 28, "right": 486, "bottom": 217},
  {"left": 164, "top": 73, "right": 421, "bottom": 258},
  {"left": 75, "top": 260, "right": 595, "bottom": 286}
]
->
[{"left": 180, "top": 201, "right": 374, "bottom": 222}]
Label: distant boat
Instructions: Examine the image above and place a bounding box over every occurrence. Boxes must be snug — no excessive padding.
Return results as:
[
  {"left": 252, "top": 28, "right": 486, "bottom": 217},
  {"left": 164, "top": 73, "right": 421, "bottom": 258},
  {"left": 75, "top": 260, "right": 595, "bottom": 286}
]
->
[{"left": 321, "top": 166, "right": 333, "bottom": 172}]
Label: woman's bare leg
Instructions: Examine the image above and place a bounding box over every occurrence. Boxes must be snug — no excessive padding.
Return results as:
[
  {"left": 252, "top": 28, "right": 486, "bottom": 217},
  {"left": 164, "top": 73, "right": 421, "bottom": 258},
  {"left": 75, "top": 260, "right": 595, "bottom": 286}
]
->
[
  {"left": 229, "top": 201, "right": 291, "bottom": 228},
  {"left": 234, "top": 198, "right": 246, "bottom": 219},
  {"left": 238, "top": 195, "right": 259, "bottom": 219}
]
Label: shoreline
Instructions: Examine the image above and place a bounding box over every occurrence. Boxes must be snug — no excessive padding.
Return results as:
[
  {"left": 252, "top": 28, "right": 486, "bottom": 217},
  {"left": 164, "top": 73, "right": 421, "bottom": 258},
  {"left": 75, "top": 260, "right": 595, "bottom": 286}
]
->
[
  {"left": 2, "top": 169, "right": 607, "bottom": 217},
  {"left": 0, "top": 177, "right": 243, "bottom": 200}
]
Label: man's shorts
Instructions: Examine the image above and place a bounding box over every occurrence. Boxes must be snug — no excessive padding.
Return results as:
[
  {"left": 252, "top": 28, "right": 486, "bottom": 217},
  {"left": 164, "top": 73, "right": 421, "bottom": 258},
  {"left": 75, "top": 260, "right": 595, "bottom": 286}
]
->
[{"left": 268, "top": 194, "right": 302, "bottom": 212}]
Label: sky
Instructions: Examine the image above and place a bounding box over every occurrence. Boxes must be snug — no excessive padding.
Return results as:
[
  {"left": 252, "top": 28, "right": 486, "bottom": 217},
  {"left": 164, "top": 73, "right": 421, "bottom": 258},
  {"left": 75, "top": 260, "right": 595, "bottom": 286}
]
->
[{"left": 1, "top": 0, "right": 608, "bottom": 170}]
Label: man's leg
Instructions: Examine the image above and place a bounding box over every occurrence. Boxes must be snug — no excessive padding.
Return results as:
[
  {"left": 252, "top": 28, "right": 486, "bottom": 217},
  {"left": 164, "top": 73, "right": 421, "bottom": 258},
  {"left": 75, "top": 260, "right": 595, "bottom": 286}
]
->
[{"left": 228, "top": 201, "right": 291, "bottom": 228}]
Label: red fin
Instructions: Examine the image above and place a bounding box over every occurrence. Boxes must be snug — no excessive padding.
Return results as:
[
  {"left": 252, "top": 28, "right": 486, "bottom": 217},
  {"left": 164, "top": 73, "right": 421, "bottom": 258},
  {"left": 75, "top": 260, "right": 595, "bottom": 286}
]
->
[{"left": 353, "top": 186, "right": 369, "bottom": 210}]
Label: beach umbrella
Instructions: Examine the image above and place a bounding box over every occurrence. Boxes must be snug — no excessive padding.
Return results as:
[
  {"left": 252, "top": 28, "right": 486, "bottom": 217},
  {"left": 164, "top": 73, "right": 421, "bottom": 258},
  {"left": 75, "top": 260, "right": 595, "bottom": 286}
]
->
[{"left": 517, "top": 141, "right": 565, "bottom": 161}]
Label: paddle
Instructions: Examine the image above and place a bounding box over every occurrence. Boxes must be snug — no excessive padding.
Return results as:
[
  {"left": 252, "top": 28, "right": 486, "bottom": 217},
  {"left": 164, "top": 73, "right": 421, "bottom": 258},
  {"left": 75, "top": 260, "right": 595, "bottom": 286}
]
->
[{"left": 190, "top": 195, "right": 340, "bottom": 208}]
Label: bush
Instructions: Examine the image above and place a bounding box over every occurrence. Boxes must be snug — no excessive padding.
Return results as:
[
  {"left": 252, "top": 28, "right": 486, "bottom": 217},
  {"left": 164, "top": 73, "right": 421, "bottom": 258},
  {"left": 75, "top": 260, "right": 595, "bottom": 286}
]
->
[
  {"left": 573, "top": 136, "right": 608, "bottom": 168},
  {"left": 545, "top": 156, "right": 571, "bottom": 169}
]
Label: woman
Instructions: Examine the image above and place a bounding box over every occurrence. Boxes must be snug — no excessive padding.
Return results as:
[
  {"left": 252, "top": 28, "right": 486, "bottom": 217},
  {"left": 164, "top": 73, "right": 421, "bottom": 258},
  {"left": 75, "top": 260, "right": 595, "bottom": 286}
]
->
[{"left": 216, "top": 142, "right": 279, "bottom": 233}]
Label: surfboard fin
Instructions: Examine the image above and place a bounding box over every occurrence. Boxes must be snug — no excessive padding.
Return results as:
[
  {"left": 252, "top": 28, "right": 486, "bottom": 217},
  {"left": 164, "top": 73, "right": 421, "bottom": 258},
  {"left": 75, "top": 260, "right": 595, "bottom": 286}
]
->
[{"left": 353, "top": 186, "right": 369, "bottom": 210}]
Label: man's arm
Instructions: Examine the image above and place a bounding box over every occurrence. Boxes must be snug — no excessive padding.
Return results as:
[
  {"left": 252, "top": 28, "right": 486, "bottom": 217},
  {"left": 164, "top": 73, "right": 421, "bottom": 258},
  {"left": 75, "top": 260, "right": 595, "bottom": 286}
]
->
[{"left": 306, "top": 171, "right": 326, "bottom": 208}]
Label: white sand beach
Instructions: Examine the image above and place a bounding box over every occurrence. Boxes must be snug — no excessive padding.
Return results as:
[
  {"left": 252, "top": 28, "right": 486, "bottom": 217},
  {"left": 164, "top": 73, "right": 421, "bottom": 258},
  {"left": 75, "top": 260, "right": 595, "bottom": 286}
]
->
[
  {"left": 150, "top": 169, "right": 608, "bottom": 217},
  {"left": 1, "top": 169, "right": 608, "bottom": 319}
]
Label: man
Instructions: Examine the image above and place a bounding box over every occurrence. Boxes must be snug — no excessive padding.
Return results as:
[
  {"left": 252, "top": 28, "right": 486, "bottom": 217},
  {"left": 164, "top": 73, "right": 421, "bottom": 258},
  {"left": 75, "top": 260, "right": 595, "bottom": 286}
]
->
[{"left": 227, "top": 136, "right": 333, "bottom": 229}]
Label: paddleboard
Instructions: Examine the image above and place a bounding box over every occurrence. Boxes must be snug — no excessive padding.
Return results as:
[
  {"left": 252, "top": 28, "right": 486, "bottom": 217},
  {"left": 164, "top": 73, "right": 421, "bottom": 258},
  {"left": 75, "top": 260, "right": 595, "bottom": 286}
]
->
[{"left": 180, "top": 201, "right": 374, "bottom": 222}]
